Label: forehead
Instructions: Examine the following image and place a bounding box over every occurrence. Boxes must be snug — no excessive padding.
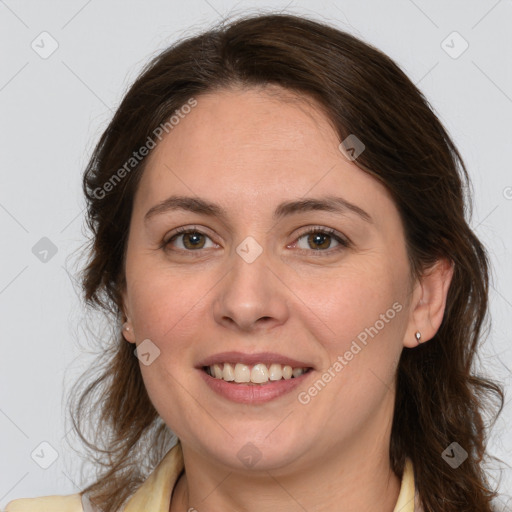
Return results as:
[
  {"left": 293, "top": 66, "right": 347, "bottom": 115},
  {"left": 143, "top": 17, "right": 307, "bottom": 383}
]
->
[
  {"left": 134, "top": 86, "right": 396, "bottom": 225},
  {"left": 148, "top": 87, "right": 339, "bottom": 173}
]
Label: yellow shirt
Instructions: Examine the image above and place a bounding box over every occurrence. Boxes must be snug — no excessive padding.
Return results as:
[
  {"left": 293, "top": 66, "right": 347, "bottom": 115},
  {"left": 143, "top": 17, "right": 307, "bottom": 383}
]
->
[{"left": 5, "top": 440, "right": 422, "bottom": 511}]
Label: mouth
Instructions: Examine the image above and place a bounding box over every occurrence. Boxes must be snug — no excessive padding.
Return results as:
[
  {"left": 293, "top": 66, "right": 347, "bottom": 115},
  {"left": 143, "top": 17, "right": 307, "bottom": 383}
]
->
[
  {"left": 196, "top": 351, "right": 315, "bottom": 385},
  {"left": 198, "top": 363, "right": 314, "bottom": 404},
  {"left": 196, "top": 351, "right": 316, "bottom": 403},
  {"left": 201, "top": 362, "right": 313, "bottom": 385}
]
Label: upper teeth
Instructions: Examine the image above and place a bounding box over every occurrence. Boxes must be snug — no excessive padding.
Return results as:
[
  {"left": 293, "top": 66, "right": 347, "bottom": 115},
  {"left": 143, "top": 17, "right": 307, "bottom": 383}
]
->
[{"left": 206, "top": 363, "right": 309, "bottom": 384}]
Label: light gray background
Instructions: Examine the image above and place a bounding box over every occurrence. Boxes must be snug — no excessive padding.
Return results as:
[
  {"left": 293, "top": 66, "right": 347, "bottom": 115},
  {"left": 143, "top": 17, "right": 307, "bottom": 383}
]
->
[{"left": 1, "top": 0, "right": 511, "bottom": 508}]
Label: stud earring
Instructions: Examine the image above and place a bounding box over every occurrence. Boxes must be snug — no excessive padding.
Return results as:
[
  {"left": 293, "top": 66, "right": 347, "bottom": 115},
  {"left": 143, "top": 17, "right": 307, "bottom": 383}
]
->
[
  {"left": 415, "top": 331, "right": 421, "bottom": 344},
  {"left": 122, "top": 322, "right": 131, "bottom": 332}
]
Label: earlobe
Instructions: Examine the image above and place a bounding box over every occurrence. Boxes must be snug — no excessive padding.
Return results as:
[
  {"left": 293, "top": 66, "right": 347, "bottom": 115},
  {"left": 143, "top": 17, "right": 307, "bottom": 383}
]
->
[
  {"left": 122, "top": 320, "right": 136, "bottom": 343},
  {"left": 403, "top": 258, "right": 454, "bottom": 348},
  {"left": 121, "top": 288, "right": 136, "bottom": 343}
]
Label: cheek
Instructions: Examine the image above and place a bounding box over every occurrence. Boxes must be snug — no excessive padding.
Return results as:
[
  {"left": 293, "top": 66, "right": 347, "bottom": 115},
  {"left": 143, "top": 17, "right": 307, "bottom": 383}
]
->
[
  {"left": 301, "top": 261, "right": 407, "bottom": 394},
  {"left": 301, "top": 261, "right": 404, "bottom": 344},
  {"left": 125, "top": 266, "right": 208, "bottom": 428},
  {"left": 126, "top": 257, "right": 208, "bottom": 342}
]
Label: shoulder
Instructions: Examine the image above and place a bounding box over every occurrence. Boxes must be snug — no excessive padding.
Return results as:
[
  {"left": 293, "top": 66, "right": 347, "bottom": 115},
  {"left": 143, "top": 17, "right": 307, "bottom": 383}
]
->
[{"left": 4, "top": 493, "right": 83, "bottom": 512}]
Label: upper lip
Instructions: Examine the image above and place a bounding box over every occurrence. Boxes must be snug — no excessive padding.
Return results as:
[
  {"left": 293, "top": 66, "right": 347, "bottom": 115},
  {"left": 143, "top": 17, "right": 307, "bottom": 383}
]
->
[{"left": 197, "top": 351, "right": 315, "bottom": 369}]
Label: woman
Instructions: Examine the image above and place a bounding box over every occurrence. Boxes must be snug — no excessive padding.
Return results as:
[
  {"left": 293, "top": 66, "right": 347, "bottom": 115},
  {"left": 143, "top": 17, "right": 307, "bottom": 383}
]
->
[{"left": 6, "top": 12, "right": 504, "bottom": 512}]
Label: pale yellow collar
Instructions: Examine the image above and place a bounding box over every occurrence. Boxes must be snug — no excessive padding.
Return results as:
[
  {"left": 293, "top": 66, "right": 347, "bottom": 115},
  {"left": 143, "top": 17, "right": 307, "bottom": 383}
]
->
[
  {"left": 123, "top": 440, "right": 184, "bottom": 512},
  {"left": 123, "top": 440, "right": 418, "bottom": 512},
  {"left": 393, "top": 458, "right": 419, "bottom": 511}
]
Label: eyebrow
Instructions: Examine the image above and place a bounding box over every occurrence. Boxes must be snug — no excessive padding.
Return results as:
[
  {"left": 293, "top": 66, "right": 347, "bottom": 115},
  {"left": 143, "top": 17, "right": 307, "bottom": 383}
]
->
[{"left": 144, "top": 194, "right": 373, "bottom": 225}]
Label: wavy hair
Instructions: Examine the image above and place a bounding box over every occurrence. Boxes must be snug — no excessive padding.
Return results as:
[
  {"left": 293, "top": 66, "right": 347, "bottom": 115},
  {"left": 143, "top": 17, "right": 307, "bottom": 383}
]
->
[{"left": 68, "top": 12, "right": 505, "bottom": 512}]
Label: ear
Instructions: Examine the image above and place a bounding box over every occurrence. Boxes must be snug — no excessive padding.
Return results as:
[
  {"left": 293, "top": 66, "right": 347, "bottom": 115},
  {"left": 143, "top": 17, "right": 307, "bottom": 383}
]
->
[
  {"left": 403, "top": 258, "right": 454, "bottom": 348},
  {"left": 121, "top": 289, "right": 136, "bottom": 344},
  {"left": 122, "top": 318, "right": 136, "bottom": 344}
]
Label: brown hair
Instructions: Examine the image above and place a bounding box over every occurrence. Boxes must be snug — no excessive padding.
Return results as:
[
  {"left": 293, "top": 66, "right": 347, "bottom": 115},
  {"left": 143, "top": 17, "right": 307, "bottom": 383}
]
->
[{"left": 69, "top": 12, "right": 505, "bottom": 511}]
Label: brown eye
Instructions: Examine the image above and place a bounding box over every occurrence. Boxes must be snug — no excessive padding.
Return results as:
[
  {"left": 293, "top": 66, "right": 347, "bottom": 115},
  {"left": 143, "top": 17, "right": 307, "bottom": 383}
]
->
[
  {"left": 304, "top": 232, "right": 333, "bottom": 250},
  {"left": 294, "top": 228, "right": 349, "bottom": 253},
  {"left": 164, "top": 229, "right": 215, "bottom": 251},
  {"left": 181, "top": 231, "right": 206, "bottom": 250}
]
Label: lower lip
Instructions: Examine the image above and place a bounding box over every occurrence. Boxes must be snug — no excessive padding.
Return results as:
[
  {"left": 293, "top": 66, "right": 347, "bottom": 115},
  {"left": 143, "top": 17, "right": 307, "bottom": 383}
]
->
[{"left": 198, "top": 368, "right": 313, "bottom": 404}]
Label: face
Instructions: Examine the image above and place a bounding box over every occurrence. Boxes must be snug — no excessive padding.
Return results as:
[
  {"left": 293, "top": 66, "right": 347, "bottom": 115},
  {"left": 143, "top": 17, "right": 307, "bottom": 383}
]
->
[{"left": 122, "top": 86, "right": 418, "bottom": 472}]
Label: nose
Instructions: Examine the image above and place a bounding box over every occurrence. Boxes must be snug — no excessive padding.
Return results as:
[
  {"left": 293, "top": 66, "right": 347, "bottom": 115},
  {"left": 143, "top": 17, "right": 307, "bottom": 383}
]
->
[{"left": 212, "top": 248, "right": 290, "bottom": 333}]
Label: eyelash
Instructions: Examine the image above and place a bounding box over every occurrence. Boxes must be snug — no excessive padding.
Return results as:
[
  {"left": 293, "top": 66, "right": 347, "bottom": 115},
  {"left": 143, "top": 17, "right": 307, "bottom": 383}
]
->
[{"left": 161, "top": 226, "right": 350, "bottom": 256}]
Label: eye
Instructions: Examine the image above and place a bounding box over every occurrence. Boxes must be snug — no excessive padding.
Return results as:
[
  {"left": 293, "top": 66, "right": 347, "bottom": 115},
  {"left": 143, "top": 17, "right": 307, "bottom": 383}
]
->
[
  {"left": 292, "top": 227, "right": 350, "bottom": 254},
  {"left": 162, "top": 226, "right": 350, "bottom": 255},
  {"left": 163, "top": 227, "right": 217, "bottom": 251}
]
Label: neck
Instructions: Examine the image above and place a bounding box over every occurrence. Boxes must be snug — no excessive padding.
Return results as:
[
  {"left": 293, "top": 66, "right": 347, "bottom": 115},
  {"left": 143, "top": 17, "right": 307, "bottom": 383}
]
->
[{"left": 170, "top": 420, "right": 401, "bottom": 512}]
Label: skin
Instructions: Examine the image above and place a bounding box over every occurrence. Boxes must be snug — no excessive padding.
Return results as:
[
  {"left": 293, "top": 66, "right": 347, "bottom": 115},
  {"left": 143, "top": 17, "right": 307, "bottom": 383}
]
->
[{"left": 121, "top": 85, "right": 454, "bottom": 512}]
